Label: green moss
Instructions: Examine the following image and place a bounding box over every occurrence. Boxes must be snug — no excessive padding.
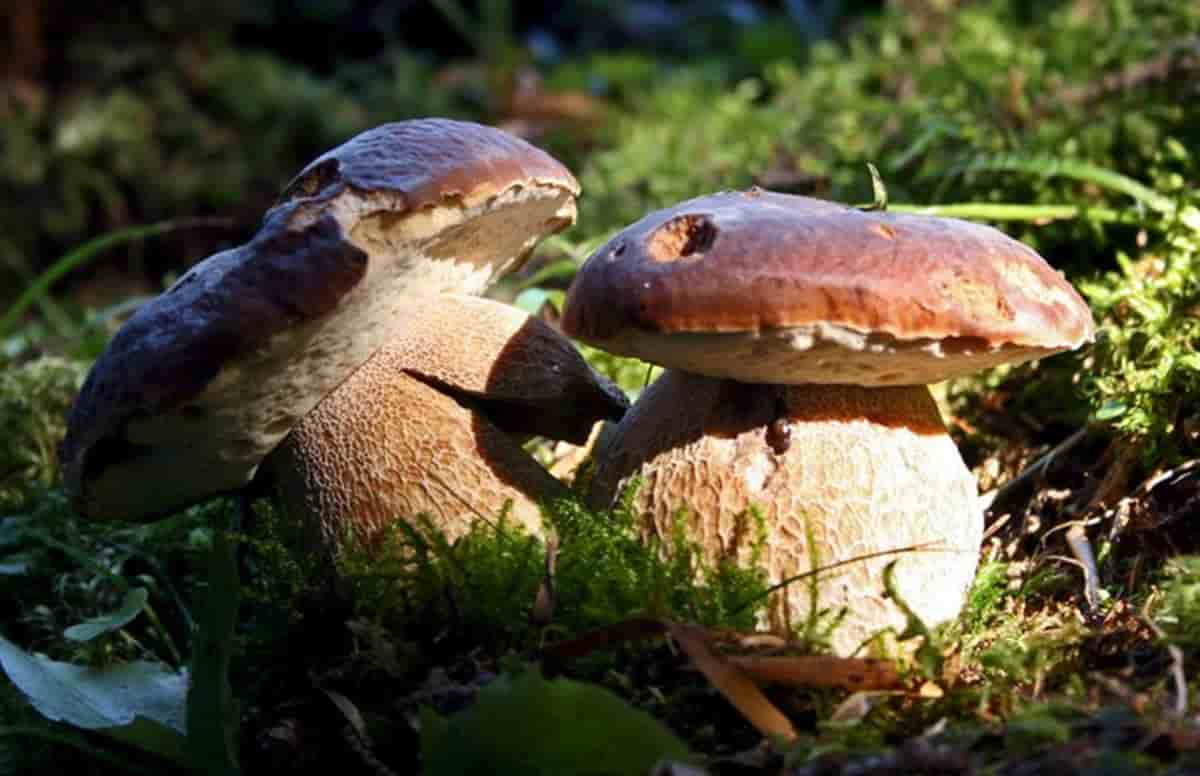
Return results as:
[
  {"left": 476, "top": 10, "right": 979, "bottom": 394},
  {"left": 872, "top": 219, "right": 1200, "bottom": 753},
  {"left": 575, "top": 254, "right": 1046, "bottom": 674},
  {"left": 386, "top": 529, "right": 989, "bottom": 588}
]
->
[
  {"left": 330, "top": 485, "right": 768, "bottom": 654},
  {"left": 1153, "top": 556, "right": 1200, "bottom": 649},
  {"left": 0, "top": 357, "right": 87, "bottom": 510},
  {"left": 1080, "top": 186, "right": 1200, "bottom": 457}
]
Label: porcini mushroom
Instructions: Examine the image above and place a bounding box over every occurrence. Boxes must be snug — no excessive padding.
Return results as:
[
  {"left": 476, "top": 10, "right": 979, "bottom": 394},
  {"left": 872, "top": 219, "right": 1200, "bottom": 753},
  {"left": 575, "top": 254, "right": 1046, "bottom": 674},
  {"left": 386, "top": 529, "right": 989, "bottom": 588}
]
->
[
  {"left": 266, "top": 293, "right": 627, "bottom": 558},
  {"left": 562, "top": 189, "right": 1094, "bottom": 654},
  {"left": 60, "top": 119, "right": 589, "bottom": 530}
]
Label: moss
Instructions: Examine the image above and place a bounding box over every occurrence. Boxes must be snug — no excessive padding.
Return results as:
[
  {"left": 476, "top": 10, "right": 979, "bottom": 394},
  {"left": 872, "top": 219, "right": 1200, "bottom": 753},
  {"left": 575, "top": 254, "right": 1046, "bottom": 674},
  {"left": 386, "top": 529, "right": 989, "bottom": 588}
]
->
[
  {"left": 300, "top": 482, "right": 770, "bottom": 664},
  {"left": 0, "top": 357, "right": 87, "bottom": 510},
  {"left": 1153, "top": 556, "right": 1200, "bottom": 650}
]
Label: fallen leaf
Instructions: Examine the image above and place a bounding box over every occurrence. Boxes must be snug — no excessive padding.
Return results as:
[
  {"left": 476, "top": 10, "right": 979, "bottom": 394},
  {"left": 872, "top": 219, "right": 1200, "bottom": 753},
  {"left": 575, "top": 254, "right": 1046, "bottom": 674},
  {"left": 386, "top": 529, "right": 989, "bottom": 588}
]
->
[
  {"left": 728, "top": 655, "right": 899, "bottom": 691},
  {"left": 668, "top": 623, "right": 797, "bottom": 744},
  {"left": 64, "top": 587, "right": 149, "bottom": 642}
]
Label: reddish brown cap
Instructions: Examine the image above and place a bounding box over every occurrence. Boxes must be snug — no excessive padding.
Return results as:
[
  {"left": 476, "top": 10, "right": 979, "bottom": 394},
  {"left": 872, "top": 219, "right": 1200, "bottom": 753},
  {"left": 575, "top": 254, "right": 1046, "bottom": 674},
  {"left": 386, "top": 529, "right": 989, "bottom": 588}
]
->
[
  {"left": 562, "top": 189, "right": 1095, "bottom": 385},
  {"left": 62, "top": 119, "right": 578, "bottom": 521},
  {"left": 276, "top": 118, "right": 579, "bottom": 214}
]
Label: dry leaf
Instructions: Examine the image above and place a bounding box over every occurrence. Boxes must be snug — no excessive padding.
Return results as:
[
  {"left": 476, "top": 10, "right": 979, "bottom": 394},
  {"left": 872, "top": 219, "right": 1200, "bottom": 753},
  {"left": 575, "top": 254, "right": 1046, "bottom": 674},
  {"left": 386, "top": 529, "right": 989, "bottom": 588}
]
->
[
  {"left": 728, "top": 655, "right": 900, "bottom": 691},
  {"left": 667, "top": 623, "right": 797, "bottom": 743},
  {"left": 541, "top": 617, "right": 667, "bottom": 664},
  {"left": 918, "top": 680, "right": 944, "bottom": 699}
]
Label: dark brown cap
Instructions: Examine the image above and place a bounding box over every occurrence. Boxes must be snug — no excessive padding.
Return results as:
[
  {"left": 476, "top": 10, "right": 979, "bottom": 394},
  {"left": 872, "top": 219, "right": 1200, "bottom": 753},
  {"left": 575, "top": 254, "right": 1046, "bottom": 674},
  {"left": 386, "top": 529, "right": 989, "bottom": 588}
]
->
[
  {"left": 62, "top": 119, "right": 579, "bottom": 521},
  {"left": 562, "top": 189, "right": 1095, "bottom": 385}
]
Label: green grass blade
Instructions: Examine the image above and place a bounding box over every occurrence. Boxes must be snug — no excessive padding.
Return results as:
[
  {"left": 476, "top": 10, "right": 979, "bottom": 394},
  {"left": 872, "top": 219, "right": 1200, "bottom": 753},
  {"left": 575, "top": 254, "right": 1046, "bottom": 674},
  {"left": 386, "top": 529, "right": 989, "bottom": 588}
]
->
[
  {"left": 186, "top": 527, "right": 241, "bottom": 776},
  {"left": 1, "top": 251, "right": 78, "bottom": 339},
  {"left": 428, "top": 0, "right": 483, "bottom": 52},
  {"left": 954, "top": 154, "right": 1200, "bottom": 230},
  {"left": 0, "top": 218, "right": 229, "bottom": 341},
  {"left": 888, "top": 202, "right": 1132, "bottom": 223}
]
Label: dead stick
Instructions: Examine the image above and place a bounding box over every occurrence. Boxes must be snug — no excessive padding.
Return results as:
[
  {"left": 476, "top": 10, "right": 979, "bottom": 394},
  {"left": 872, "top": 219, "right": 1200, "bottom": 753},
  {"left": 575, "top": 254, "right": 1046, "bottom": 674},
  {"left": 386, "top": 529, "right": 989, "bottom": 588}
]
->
[{"left": 728, "top": 655, "right": 900, "bottom": 691}]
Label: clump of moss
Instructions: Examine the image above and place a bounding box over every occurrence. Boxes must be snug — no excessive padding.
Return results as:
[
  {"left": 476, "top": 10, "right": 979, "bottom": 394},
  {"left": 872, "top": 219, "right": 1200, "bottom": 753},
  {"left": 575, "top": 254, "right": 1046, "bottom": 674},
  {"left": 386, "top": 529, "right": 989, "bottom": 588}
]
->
[
  {"left": 327, "top": 485, "right": 768, "bottom": 657},
  {"left": 1079, "top": 169, "right": 1200, "bottom": 458},
  {"left": 0, "top": 356, "right": 87, "bottom": 510},
  {"left": 1153, "top": 556, "right": 1200, "bottom": 649}
]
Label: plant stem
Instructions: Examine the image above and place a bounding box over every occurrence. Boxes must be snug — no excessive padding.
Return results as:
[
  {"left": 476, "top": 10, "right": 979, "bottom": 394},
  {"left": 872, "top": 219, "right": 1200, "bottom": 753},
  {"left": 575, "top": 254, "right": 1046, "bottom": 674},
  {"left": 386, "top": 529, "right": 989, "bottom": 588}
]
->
[{"left": 888, "top": 202, "right": 1132, "bottom": 223}]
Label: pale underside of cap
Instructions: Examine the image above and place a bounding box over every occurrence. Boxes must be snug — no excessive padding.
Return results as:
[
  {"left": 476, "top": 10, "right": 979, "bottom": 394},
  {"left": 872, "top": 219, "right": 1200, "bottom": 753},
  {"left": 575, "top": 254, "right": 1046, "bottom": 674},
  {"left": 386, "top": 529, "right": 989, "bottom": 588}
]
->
[
  {"left": 563, "top": 189, "right": 1095, "bottom": 386},
  {"left": 576, "top": 323, "right": 1074, "bottom": 386}
]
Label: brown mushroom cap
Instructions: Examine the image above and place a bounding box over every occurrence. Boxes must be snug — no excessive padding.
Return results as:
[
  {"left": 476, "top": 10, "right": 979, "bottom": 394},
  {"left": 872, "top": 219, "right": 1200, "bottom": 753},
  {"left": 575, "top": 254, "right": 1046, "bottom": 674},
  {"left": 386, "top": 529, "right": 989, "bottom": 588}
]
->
[
  {"left": 562, "top": 189, "right": 1095, "bottom": 386},
  {"left": 62, "top": 119, "right": 579, "bottom": 522},
  {"left": 267, "top": 295, "right": 629, "bottom": 555}
]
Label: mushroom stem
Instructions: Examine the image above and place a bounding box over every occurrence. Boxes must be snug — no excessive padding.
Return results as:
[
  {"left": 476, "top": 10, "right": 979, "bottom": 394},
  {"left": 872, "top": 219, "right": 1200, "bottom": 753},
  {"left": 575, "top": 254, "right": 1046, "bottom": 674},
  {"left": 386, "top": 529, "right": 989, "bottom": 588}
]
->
[
  {"left": 264, "top": 295, "right": 628, "bottom": 562},
  {"left": 589, "top": 370, "right": 981, "bottom": 655},
  {"left": 266, "top": 368, "right": 567, "bottom": 557}
]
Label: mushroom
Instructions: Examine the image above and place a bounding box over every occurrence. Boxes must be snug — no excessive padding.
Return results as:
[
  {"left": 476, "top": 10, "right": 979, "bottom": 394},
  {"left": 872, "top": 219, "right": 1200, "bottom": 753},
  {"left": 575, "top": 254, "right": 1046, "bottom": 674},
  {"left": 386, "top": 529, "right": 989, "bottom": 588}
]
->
[
  {"left": 266, "top": 293, "right": 627, "bottom": 558},
  {"left": 561, "top": 189, "right": 1095, "bottom": 654},
  {"left": 60, "top": 119, "right": 593, "bottom": 533}
]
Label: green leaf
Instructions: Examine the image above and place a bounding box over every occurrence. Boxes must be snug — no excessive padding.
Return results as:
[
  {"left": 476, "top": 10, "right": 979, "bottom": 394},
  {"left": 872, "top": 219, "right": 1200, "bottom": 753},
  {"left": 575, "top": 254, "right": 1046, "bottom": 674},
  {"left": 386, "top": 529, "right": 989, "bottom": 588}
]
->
[
  {"left": 517, "top": 258, "right": 581, "bottom": 290},
  {"left": 420, "top": 667, "right": 691, "bottom": 776},
  {"left": 0, "top": 218, "right": 226, "bottom": 341},
  {"left": 0, "top": 635, "right": 187, "bottom": 764},
  {"left": 513, "top": 287, "right": 566, "bottom": 317},
  {"left": 63, "top": 587, "right": 149, "bottom": 642}
]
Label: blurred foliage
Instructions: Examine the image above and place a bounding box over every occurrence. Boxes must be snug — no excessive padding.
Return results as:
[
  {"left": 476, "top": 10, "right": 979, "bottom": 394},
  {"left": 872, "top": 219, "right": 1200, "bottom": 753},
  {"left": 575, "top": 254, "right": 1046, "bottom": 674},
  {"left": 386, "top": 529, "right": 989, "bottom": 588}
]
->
[
  {"left": 0, "top": 0, "right": 862, "bottom": 303},
  {"left": 0, "top": 0, "right": 455, "bottom": 302},
  {"left": 420, "top": 665, "right": 692, "bottom": 774},
  {"left": 579, "top": 0, "right": 1200, "bottom": 241}
]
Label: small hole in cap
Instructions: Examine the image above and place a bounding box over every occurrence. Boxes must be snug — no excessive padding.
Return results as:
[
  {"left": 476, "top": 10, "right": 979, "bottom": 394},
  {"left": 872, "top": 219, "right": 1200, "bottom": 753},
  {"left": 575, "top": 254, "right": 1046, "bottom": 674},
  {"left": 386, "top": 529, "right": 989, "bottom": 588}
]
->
[{"left": 647, "top": 214, "right": 718, "bottom": 263}]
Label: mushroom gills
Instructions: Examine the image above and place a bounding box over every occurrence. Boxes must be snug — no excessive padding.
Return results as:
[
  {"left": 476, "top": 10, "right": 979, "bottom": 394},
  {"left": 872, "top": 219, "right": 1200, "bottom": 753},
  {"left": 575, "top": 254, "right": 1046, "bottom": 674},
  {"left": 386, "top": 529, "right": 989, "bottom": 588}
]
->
[
  {"left": 266, "top": 295, "right": 628, "bottom": 559},
  {"left": 589, "top": 370, "right": 981, "bottom": 655}
]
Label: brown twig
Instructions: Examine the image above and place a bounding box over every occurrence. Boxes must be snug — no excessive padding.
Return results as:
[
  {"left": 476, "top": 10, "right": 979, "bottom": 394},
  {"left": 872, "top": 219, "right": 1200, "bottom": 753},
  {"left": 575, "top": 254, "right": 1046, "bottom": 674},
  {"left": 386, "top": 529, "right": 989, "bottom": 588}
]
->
[
  {"left": 529, "top": 530, "right": 558, "bottom": 626},
  {"left": 1065, "top": 523, "right": 1102, "bottom": 613},
  {"left": 1139, "top": 614, "right": 1188, "bottom": 720},
  {"left": 667, "top": 622, "right": 798, "bottom": 743},
  {"left": 728, "top": 655, "right": 900, "bottom": 691},
  {"left": 540, "top": 617, "right": 668, "bottom": 663},
  {"left": 982, "top": 427, "right": 1089, "bottom": 516}
]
